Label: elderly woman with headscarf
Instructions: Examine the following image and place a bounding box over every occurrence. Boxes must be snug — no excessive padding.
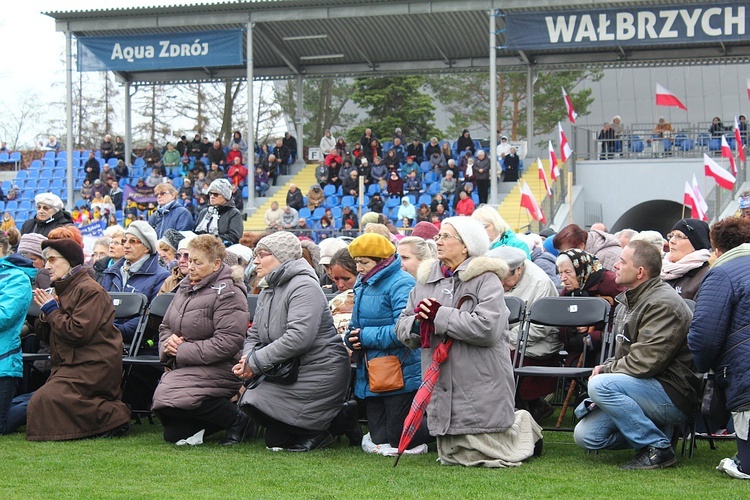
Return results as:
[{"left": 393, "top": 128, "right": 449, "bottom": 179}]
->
[
  {"left": 20, "top": 193, "right": 74, "bottom": 237},
  {"left": 234, "top": 232, "right": 351, "bottom": 452},
  {"left": 661, "top": 218, "right": 711, "bottom": 301},
  {"left": 396, "top": 217, "right": 542, "bottom": 467},
  {"left": 194, "top": 179, "right": 243, "bottom": 246},
  {"left": 152, "top": 235, "right": 249, "bottom": 446},
  {"left": 344, "top": 233, "right": 430, "bottom": 453},
  {"left": 28, "top": 238, "right": 131, "bottom": 440},
  {"left": 556, "top": 249, "right": 625, "bottom": 367}
]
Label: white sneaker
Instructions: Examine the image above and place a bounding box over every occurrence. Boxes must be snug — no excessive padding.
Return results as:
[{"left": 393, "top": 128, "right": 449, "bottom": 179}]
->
[
  {"left": 717, "top": 458, "right": 750, "bottom": 479},
  {"left": 176, "top": 429, "right": 205, "bottom": 446}
]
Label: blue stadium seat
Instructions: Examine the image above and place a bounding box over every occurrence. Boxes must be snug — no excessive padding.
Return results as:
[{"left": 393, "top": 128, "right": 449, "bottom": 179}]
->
[
  {"left": 15, "top": 211, "right": 28, "bottom": 223},
  {"left": 427, "top": 182, "right": 440, "bottom": 196},
  {"left": 385, "top": 197, "right": 401, "bottom": 208},
  {"left": 43, "top": 151, "right": 56, "bottom": 160},
  {"left": 0, "top": 201, "right": 4, "bottom": 212},
  {"left": 709, "top": 138, "right": 721, "bottom": 151},
  {"left": 331, "top": 207, "right": 342, "bottom": 219},
  {"left": 37, "top": 179, "right": 51, "bottom": 190},
  {"left": 0, "top": 153, "right": 8, "bottom": 162},
  {"left": 418, "top": 194, "right": 432, "bottom": 206},
  {"left": 367, "top": 184, "right": 381, "bottom": 195},
  {"left": 43, "top": 159, "right": 55, "bottom": 169},
  {"left": 19, "top": 200, "right": 32, "bottom": 210},
  {"left": 697, "top": 133, "right": 710, "bottom": 148},
  {"left": 40, "top": 170, "right": 52, "bottom": 180},
  {"left": 341, "top": 195, "right": 356, "bottom": 207},
  {"left": 382, "top": 141, "right": 393, "bottom": 153},
  {"left": 324, "top": 195, "right": 338, "bottom": 208},
  {"left": 56, "top": 159, "right": 67, "bottom": 168},
  {"left": 15, "top": 171, "right": 27, "bottom": 180},
  {"left": 298, "top": 207, "right": 312, "bottom": 220},
  {"left": 5, "top": 201, "right": 18, "bottom": 211},
  {"left": 30, "top": 160, "right": 42, "bottom": 170},
  {"left": 134, "top": 157, "right": 145, "bottom": 167},
  {"left": 323, "top": 184, "right": 337, "bottom": 197},
  {"left": 1, "top": 181, "right": 11, "bottom": 191},
  {"left": 310, "top": 207, "right": 325, "bottom": 221},
  {"left": 425, "top": 171, "right": 438, "bottom": 184},
  {"left": 389, "top": 206, "right": 400, "bottom": 220},
  {"left": 50, "top": 179, "right": 64, "bottom": 189},
  {"left": 419, "top": 161, "right": 431, "bottom": 174},
  {"left": 21, "top": 189, "right": 35, "bottom": 200},
  {"left": 74, "top": 179, "right": 84, "bottom": 189},
  {"left": 107, "top": 158, "right": 118, "bottom": 167}
]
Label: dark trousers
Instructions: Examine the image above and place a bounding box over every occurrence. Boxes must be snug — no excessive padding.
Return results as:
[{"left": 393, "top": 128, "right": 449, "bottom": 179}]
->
[
  {"left": 242, "top": 404, "right": 322, "bottom": 449},
  {"left": 738, "top": 419, "right": 750, "bottom": 474},
  {"left": 155, "top": 397, "right": 238, "bottom": 443},
  {"left": 476, "top": 179, "right": 490, "bottom": 204},
  {"left": 0, "top": 377, "right": 19, "bottom": 435},
  {"left": 366, "top": 391, "right": 432, "bottom": 448}
]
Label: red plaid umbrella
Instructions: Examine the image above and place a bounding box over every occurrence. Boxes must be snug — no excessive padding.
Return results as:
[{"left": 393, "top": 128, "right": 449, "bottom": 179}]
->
[{"left": 393, "top": 337, "right": 453, "bottom": 467}]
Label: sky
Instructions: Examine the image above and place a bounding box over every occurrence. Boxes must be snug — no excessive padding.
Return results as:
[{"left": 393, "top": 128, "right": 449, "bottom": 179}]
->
[{"left": 1, "top": 1, "right": 228, "bottom": 146}]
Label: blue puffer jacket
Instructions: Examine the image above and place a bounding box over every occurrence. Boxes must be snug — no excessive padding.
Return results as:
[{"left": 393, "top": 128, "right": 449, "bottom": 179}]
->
[
  {"left": 346, "top": 255, "right": 420, "bottom": 399},
  {"left": 98, "top": 253, "right": 170, "bottom": 343},
  {"left": 491, "top": 229, "right": 531, "bottom": 259},
  {"left": 689, "top": 244, "right": 750, "bottom": 411},
  {"left": 0, "top": 254, "right": 37, "bottom": 378},
  {"left": 148, "top": 200, "right": 195, "bottom": 238}
]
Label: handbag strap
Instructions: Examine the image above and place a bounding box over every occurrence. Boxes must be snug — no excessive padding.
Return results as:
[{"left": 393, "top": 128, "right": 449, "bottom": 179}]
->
[{"left": 364, "top": 349, "right": 410, "bottom": 368}]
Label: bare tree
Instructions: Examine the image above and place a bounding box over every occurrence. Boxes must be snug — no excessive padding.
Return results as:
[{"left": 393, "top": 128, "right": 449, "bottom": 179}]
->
[{"left": 0, "top": 92, "right": 43, "bottom": 149}]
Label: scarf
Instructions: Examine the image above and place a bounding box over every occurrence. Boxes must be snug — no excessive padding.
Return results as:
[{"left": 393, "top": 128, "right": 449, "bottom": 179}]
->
[
  {"left": 362, "top": 255, "right": 395, "bottom": 284},
  {"left": 711, "top": 242, "right": 750, "bottom": 269},
  {"left": 661, "top": 249, "right": 711, "bottom": 280},
  {"left": 561, "top": 249, "right": 601, "bottom": 290},
  {"left": 195, "top": 206, "right": 220, "bottom": 236}
]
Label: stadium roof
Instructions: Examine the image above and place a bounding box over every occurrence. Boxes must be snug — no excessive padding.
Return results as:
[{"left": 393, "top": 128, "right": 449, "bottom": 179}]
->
[{"left": 45, "top": 0, "right": 750, "bottom": 85}]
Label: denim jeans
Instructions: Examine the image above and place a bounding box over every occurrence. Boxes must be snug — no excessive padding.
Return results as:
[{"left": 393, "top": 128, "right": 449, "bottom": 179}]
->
[
  {"left": 256, "top": 182, "right": 269, "bottom": 196},
  {"left": 0, "top": 377, "right": 20, "bottom": 435},
  {"left": 573, "top": 373, "right": 685, "bottom": 451}
]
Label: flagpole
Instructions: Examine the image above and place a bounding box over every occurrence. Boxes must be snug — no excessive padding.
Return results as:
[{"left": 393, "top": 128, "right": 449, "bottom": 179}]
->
[{"left": 567, "top": 170, "right": 573, "bottom": 225}]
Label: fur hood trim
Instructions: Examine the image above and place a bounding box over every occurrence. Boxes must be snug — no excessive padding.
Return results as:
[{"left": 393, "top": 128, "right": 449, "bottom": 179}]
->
[{"left": 416, "top": 256, "right": 509, "bottom": 284}]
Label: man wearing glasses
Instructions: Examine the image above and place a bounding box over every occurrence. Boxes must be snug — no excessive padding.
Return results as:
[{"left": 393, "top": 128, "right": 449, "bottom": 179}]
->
[
  {"left": 573, "top": 240, "right": 700, "bottom": 470},
  {"left": 148, "top": 184, "right": 194, "bottom": 238}
]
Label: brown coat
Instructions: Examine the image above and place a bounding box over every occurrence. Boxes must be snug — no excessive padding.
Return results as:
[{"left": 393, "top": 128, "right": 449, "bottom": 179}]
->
[
  {"left": 159, "top": 266, "right": 185, "bottom": 295},
  {"left": 27, "top": 268, "right": 131, "bottom": 441},
  {"left": 152, "top": 264, "right": 248, "bottom": 411},
  {"left": 306, "top": 187, "right": 326, "bottom": 211}
]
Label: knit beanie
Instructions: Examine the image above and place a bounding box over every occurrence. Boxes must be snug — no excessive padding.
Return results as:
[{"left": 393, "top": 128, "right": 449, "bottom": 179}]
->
[
  {"left": 159, "top": 229, "right": 184, "bottom": 252},
  {"left": 208, "top": 178, "right": 233, "bottom": 200},
  {"left": 41, "top": 238, "right": 84, "bottom": 268},
  {"left": 543, "top": 234, "right": 559, "bottom": 257},
  {"left": 360, "top": 212, "right": 380, "bottom": 228},
  {"left": 256, "top": 231, "right": 301, "bottom": 264},
  {"left": 319, "top": 237, "right": 349, "bottom": 265},
  {"left": 412, "top": 221, "right": 439, "bottom": 241},
  {"left": 671, "top": 218, "right": 711, "bottom": 251},
  {"left": 348, "top": 233, "right": 395, "bottom": 260},
  {"left": 126, "top": 221, "right": 158, "bottom": 254},
  {"left": 35, "top": 193, "right": 64, "bottom": 211},
  {"left": 442, "top": 216, "right": 490, "bottom": 257},
  {"left": 17, "top": 233, "right": 46, "bottom": 259}
]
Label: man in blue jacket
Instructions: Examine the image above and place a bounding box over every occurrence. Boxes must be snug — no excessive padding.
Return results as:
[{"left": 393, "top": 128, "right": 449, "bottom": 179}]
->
[
  {"left": 689, "top": 217, "right": 750, "bottom": 480},
  {"left": 148, "top": 184, "right": 194, "bottom": 238}
]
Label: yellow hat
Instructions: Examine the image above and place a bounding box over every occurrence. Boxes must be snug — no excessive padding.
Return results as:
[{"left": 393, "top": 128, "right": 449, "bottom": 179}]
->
[{"left": 348, "top": 233, "right": 395, "bottom": 260}]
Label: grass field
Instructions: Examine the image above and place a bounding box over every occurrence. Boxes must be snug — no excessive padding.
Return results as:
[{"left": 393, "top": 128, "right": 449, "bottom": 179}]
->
[{"left": 1, "top": 414, "right": 745, "bottom": 499}]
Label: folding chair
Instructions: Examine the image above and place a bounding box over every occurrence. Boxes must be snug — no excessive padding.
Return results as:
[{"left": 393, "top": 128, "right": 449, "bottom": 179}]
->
[
  {"left": 21, "top": 300, "right": 49, "bottom": 393},
  {"left": 504, "top": 295, "right": 526, "bottom": 325},
  {"left": 514, "top": 296, "right": 610, "bottom": 431},
  {"left": 108, "top": 292, "right": 149, "bottom": 356}
]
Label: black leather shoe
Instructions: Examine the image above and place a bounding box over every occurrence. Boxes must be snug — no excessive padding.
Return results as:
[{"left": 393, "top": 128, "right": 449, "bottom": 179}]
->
[
  {"left": 95, "top": 422, "right": 131, "bottom": 439},
  {"left": 220, "top": 410, "right": 252, "bottom": 446},
  {"left": 533, "top": 438, "right": 543, "bottom": 457},
  {"left": 621, "top": 445, "right": 677, "bottom": 470},
  {"left": 285, "top": 432, "right": 334, "bottom": 452}
]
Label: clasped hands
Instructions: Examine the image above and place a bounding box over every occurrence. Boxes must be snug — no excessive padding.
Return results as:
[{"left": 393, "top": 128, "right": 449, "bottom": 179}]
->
[
  {"left": 415, "top": 297, "right": 442, "bottom": 322},
  {"left": 163, "top": 334, "right": 185, "bottom": 357},
  {"left": 232, "top": 355, "right": 254, "bottom": 380}
]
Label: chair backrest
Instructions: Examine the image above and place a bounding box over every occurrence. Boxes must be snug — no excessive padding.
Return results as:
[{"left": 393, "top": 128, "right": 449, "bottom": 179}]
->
[
  {"left": 527, "top": 296, "right": 610, "bottom": 327},
  {"left": 247, "top": 294, "right": 259, "bottom": 319},
  {"left": 148, "top": 292, "right": 175, "bottom": 318},
  {"left": 504, "top": 295, "right": 526, "bottom": 325},
  {"left": 109, "top": 292, "right": 149, "bottom": 319}
]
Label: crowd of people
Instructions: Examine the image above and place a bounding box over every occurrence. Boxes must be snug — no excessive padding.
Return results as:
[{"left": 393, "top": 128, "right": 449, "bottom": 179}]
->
[{"left": 1, "top": 187, "right": 749, "bottom": 477}]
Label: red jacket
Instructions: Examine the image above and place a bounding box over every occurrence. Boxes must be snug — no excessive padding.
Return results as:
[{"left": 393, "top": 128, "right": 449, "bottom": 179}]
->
[{"left": 227, "top": 163, "right": 248, "bottom": 186}]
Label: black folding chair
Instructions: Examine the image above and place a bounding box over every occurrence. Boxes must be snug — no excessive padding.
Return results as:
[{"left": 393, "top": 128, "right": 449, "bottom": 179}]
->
[
  {"left": 504, "top": 295, "right": 526, "bottom": 326},
  {"left": 21, "top": 300, "right": 49, "bottom": 393},
  {"left": 514, "top": 296, "right": 611, "bottom": 431},
  {"left": 247, "top": 294, "right": 259, "bottom": 320},
  {"left": 108, "top": 291, "right": 149, "bottom": 356}
]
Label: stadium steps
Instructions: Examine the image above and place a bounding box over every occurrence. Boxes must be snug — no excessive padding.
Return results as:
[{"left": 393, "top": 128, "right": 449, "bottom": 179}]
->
[
  {"left": 497, "top": 159, "right": 564, "bottom": 233},
  {"left": 244, "top": 162, "right": 318, "bottom": 231}
]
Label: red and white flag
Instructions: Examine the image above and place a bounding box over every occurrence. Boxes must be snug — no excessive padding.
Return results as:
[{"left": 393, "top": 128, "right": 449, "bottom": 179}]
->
[
  {"left": 692, "top": 174, "right": 709, "bottom": 220},
  {"left": 655, "top": 83, "right": 687, "bottom": 110},
  {"left": 520, "top": 181, "right": 546, "bottom": 223},
  {"left": 562, "top": 87, "right": 577, "bottom": 123},
  {"left": 548, "top": 141, "right": 560, "bottom": 180},
  {"left": 684, "top": 179, "right": 707, "bottom": 222},
  {"left": 704, "top": 153, "right": 736, "bottom": 190},
  {"left": 721, "top": 135, "right": 737, "bottom": 176},
  {"left": 558, "top": 122, "right": 573, "bottom": 163},
  {"left": 537, "top": 158, "right": 552, "bottom": 197},
  {"left": 735, "top": 116, "right": 746, "bottom": 162},
  {"left": 747, "top": 78, "right": 750, "bottom": 101}
]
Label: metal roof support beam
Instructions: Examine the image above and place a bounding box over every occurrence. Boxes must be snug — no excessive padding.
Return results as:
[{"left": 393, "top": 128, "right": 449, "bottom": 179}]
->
[
  {"left": 254, "top": 23, "right": 300, "bottom": 75},
  {"left": 246, "top": 20, "right": 255, "bottom": 211},
  {"left": 489, "top": 8, "right": 498, "bottom": 206}
]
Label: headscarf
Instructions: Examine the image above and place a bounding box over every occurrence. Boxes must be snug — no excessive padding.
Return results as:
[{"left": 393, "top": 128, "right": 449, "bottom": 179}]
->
[{"left": 561, "top": 249, "right": 602, "bottom": 291}]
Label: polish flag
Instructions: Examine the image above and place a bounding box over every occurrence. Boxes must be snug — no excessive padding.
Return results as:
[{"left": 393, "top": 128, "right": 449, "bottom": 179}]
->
[
  {"left": 692, "top": 174, "right": 709, "bottom": 221},
  {"left": 548, "top": 141, "right": 560, "bottom": 180},
  {"left": 735, "top": 116, "right": 745, "bottom": 162},
  {"left": 562, "top": 87, "right": 577, "bottom": 123},
  {"left": 537, "top": 158, "right": 552, "bottom": 197},
  {"left": 684, "top": 181, "right": 707, "bottom": 222},
  {"left": 747, "top": 78, "right": 750, "bottom": 101},
  {"left": 520, "top": 181, "right": 546, "bottom": 223},
  {"left": 721, "top": 135, "right": 737, "bottom": 176},
  {"left": 704, "top": 153, "right": 736, "bottom": 190},
  {"left": 558, "top": 122, "right": 573, "bottom": 163},
  {"left": 655, "top": 83, "right": 687, "bottom": 110}
]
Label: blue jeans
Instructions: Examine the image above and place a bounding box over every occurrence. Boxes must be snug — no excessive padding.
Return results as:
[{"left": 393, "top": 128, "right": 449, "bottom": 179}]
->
[
  {"left": 256, "top": 182, "right": 269, "bottom": 196},
  {"left": 0, "top": 377, "right": 20, "bottom": 435},
  {"left": 573, "top": 374, "right": 685, "bottom": 451}
]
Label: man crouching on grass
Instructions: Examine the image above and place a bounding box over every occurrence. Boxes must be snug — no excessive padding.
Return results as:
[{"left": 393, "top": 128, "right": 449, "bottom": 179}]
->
[{"left": 573, "top": 240, "right": 700, "bottom": 469}]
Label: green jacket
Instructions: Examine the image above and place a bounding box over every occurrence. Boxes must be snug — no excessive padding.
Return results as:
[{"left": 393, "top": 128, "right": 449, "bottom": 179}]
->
[{"left": 601, "top": 277, "right": 700, "bottom": 415}]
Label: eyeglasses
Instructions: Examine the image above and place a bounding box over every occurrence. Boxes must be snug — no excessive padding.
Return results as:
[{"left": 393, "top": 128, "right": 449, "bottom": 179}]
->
[
  {"left": 667, "top": 232, "right": 689, "bottom": 241},
  {"left": 208, "top": 192, "right": 222, "bottom": 197},
  {"left": 434, "top": 233, "right": 462, "bottom": 242},
  {"left": 36, "top": 204, "right": 54, "bottom": 211},
  {"left": 154, "top": 191, "right": 170, "bottom": 196},
  {"left": 45, "top": 255, "right": 61, "bottom": 264},
  {"left": 176, "top": 252, "right": 190, "bottom": 260},
  {"left": 255, "top": 251, "right": 272, "bottom": 259},
  {"left": 109, "top": 239, "right": 123, "bottom": 246},
  {"left": 121, "top": 238, "right": 143, "bottom": 246}
]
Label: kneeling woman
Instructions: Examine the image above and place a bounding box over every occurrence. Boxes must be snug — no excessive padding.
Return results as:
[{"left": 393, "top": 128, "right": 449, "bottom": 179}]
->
[
  {"left": 234, "top": 232, "right": 350, "bottom": 452},
  {"left": 152, "top": 235, "right": 249, "bottom": 445},
  {"left": 346, "top": 234, "right": 431, "bottom": 450},
  {"left": 28, "top": 239, "right": 131, "bottom": 440},
  {"left": 396, "top": 217, "right": 541, "bottom": 467}
]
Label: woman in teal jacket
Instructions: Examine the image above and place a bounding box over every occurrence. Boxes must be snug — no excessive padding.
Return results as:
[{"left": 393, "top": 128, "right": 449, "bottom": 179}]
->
[
  {"left": 0, "top": 231, "right": 36, "bottom": 434},
  {"left": 345, "top": 233, "right": 431, "bottom": 449}
]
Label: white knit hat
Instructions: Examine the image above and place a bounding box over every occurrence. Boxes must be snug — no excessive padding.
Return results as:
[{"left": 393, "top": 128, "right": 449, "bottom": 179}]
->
[
  {"left": 442, "top": 216, "right": 490, "bottom": 257},
  {"left": 35, "top": 193, "right": 64, "bottom": 211}
]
